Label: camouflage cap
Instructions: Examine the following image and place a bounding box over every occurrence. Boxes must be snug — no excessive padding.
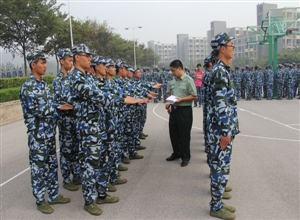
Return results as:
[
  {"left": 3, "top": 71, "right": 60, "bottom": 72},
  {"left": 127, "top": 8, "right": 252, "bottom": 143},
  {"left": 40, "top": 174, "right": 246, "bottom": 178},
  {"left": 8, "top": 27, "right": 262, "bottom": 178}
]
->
[
  {"left": 115, "top": 60, "right": 129, "bottom": 69},
  {"left": 91, "top": 56, "right": 106, "bottom": 66},
  {"left": 57, "top": 48, "right": 73, "bottom": 60},
  {"left": 105, "top": 58, "right": 115, "bottom": 67},
  {"left": 26, "top": 50, "right": 47, "bottom": 64},
  {"left": 210, "top": 32, "right": 235, "bottom": 51},
  {"left": 128, "top": 67, "right": 134, "bottom": 72},
  {"left": 133, "top": 67, "right": 140, "bottom": 73},
  {"left": 71, "top": 43, "right": 93, "bottom": 56}
]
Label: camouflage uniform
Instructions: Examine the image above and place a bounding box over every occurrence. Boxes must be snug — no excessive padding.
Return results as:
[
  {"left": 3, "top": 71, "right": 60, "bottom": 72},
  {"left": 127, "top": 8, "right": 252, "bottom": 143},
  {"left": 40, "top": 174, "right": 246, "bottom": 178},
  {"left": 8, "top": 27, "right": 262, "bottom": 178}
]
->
[
  {"left": 276, "top": 65, "right": 284, "bottom": 99},
  {"left": 255, "top": 67, "right": 264, "bottom": 100},
  {"left": 286, "top": 65, "right": 295, "bottom": 100},
  {"left": 245, "top": 66, "right": 253, "bottom": 100},
  {"left": 208, "top": 33, "right": 239, "bottom": 213},
  {"left": 53, "top": 67, "right": 81, "bottom": 185},
  {"left": 18, "top": 68, "right": 23, "bottom": 77},
  {"left": 232, "top": 67, "right": 241, "bottom": 101},
  {"left": 1, "top": 70, "right": 5, "bottom": 78},
  {"left": 266, "top": 66, "right": 274, "bottom": 100},
  {"left": 6, "top": 70, "right": 11, "bottom": 78},
  {"left": 20, "top": 54, "right": 60, "bottom": 204}
]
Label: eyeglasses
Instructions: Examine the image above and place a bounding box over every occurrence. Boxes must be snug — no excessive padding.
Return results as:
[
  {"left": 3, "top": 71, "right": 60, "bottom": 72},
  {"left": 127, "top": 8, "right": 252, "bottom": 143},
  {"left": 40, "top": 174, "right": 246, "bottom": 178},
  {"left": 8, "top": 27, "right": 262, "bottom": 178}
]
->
[
  {"left": 224, "top": 44, "right": 235, "bottom": 50},
  {"left": 78, "top": 53, "right": 92, "bottom": 59}
]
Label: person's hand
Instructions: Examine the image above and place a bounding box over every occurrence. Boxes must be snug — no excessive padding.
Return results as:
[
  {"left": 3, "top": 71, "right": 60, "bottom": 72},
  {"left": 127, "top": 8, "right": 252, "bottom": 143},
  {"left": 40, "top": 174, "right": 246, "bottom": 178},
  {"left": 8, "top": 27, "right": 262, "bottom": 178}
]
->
[
  {"left": 150, "top": 92, "right": 157, "bottom": 96},
  {"left": 175, "top": 97, "right": 183, "bottom": 103},
  {"left": 59, "top": 103, "right": 73, "bottom": 110},
  {"left": 152, "top": 83, "right": 163, "bottom": 89},
  {"left": 165, "top": 103, "right": 170, "bottom": 109},
  {"left": 220, "top": 135, "right": 231, "bottom": 150},
  {"left": 124, "top": 97, "right": 139, "bottom": 104}
]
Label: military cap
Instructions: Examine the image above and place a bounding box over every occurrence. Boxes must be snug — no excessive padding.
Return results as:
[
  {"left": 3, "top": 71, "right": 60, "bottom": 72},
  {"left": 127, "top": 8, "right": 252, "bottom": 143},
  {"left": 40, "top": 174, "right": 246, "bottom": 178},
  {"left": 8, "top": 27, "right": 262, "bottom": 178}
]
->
[
  {"left": 26, "top": 50, "right": 47, "bottom": 64},
  {"left": 210, "top": 32, "right": 235, "bottom": 51},
  {"left": 91, "top": 56, "right": 107, "bottom": 66},
  {"left": 71, "top": 43, "right": 93, "bottom": 56},
  {"left": 105, "top": 58, "right": 115, "bottom": 67},
  {"left": 57, "top": 48, "right": 73, "bottom": 60}
]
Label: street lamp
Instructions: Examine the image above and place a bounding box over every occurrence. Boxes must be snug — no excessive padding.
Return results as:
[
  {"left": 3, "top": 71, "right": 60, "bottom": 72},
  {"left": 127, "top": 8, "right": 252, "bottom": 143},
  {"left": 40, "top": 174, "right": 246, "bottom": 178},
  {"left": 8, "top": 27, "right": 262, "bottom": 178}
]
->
[{"left": 125, "top": 26, "right": 142, "bottom": 68}]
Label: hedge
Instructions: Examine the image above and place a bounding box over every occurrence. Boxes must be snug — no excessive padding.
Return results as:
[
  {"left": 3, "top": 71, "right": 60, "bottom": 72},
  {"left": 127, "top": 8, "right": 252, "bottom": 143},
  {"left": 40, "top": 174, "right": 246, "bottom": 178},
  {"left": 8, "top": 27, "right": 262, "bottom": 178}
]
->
[
  {"left": 0, "top": 84, "right": 53, "bottom": 103},
  {"left": 0, "top": 74, "right": 55, "bottom": 90}
]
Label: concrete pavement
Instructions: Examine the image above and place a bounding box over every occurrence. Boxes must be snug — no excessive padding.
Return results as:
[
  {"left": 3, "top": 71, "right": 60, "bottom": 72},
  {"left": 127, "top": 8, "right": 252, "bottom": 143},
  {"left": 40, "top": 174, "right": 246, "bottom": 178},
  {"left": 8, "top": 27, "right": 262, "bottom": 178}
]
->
[{"left": 1, "top": 99, "right": 299, "bottom": 220}]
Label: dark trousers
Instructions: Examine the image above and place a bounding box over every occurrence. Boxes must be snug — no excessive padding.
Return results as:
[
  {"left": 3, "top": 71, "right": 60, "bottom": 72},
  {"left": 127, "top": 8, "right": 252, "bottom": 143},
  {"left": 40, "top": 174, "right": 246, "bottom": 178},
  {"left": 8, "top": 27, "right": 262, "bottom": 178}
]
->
[{"left": 169, "top": 106, "right": 193, "bottom": 161}]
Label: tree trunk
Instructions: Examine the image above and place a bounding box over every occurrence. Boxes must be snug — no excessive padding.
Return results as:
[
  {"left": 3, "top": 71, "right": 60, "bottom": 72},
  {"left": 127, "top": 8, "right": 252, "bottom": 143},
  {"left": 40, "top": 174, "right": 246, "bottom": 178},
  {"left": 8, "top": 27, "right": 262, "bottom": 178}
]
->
[
  {"left": 22, "top": 48, "right": 27, "bottom": 76},
  {"left": 55, "top": 54, "right": 59, "bottom": 73}
]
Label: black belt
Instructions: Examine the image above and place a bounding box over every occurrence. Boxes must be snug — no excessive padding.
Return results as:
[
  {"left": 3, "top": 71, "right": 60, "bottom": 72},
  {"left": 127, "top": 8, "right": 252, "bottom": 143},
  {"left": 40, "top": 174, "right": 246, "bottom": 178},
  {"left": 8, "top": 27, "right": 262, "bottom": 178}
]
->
[{"left": 172, "top": 105, "right": 191, "bottom": 110}]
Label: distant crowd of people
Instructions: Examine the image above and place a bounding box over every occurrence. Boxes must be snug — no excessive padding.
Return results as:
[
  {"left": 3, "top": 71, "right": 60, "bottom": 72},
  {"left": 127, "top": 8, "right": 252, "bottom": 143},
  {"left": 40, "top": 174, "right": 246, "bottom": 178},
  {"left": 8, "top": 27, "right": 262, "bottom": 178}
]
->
[{"left": 1, "top": 68, "right": 23, "bottom": 78}]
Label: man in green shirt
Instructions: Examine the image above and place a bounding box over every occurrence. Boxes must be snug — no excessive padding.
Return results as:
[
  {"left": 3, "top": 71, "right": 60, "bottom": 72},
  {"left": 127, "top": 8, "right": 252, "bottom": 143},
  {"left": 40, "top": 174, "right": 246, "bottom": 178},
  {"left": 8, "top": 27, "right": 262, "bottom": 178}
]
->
[{"left": 165, "top": 59, "right": 197, "bottom": 167}]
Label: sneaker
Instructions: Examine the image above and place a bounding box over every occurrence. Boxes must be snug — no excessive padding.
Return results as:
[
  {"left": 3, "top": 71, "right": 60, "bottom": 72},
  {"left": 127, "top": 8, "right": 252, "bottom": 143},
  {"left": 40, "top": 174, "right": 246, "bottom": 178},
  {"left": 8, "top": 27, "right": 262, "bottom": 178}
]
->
[
  {"left": 139, "top": 134, "right": 146, "bottom": 139},
  {"left": 112, "top": 178, "right": 127, "bottom": 185},
  {"left": 225, "top": 186, "right": 232, "bottom": 192},
  {"left": 210, "top": 208, "right": 236, "bottom": 220},
  {"left": 222, "top": 203, "right": 236, "bottom": 213},
  {"left": 121, "top": 157, "right": 130, "bottom": 164},
  {"left": 84, "top": 202, "right": 102, "bottom": 216},
  {"left": 129, "top": 154, "right": 144, "bottom": 160},
  {"left": 107, "top": 183, "right": 117, "bottom": 192},
  {"left": 72, "top": 179, "right": 81, "bottom": 185},
  {"left": 96, "top": 195, "right": 119, "bottom": 204},
  {"left": 118, "top": 164, "right": 128, "bottom": 171},
  {"left": 137, "top": 145, "right": 146, "bottom": 151},
  {"left": 222, "top": 192, "right": 232, "bottom": 200},
  {"left": 142, "top": 133, "right": 149, "bottom": 137},
  {"left": 49, "top": 194, "right": 71, "bottom": 205},
  {"left": 37, "top": 201, "right": 53, "bottom": 214},
  {"left": 63, "top": 182, "right": 79, "bottom": 191}
]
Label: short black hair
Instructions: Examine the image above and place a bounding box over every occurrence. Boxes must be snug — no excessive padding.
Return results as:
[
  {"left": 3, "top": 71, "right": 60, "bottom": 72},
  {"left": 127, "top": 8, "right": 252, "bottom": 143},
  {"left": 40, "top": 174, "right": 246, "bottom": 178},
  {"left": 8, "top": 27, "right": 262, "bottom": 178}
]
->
[
  {"left": 197, "top": 63, "right": 202, "bottom": 67},
  {"left": 170, "top": 59, "right": 183, "bottom": 70}
]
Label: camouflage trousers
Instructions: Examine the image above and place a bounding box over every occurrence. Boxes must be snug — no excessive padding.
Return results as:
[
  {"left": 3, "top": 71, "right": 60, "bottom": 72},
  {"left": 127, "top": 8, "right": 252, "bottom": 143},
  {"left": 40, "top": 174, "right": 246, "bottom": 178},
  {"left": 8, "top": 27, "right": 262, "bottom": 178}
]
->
[
  {"left": 76, "top": 119, "right": 105, "bottom": 204},
  {"left": 208, "top": 133, "right": 234, "bottom": 212},
  {"left": 107, "top": 140, "right": 122, "bottom": 184},
  {"left": 28, "top": 134, "right": 59, "bottom": 204},
  {"left": 245, "top": 84, "right": 252, "bottom": 100},
  {"left": 124, "top": 107, "right": 138, "bottom": 157},
  {"left": 163, "top": 84, "right": 168, "bottom": 101},
  {"left": 234, "top": 84, "right": 241, "bottom": 100},
  {"left": 267, "top": 84, "right": 273, "bottom": 100},
  {"left": 256, "top": 85, "right": 263, "bottom": 100},
  {"left": 277, "top": 84, "right": 284, "bottom": 99},
  {"left": 153, "top": 88, "right": 159, "bottom": 103},
  {"left": 287, "top": 85, "right": 294, "bottom": 100},
  {"left": 57, "top": 115, "right": 81, "bottom": 184}
]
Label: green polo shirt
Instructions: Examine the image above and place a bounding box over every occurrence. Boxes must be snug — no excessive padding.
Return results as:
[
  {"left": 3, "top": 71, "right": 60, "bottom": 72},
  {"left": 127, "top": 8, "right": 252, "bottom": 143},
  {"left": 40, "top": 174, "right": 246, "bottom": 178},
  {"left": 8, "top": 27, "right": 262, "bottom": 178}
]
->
[{"left": 166, "top": 73, "right": 197, "bottom": 106}]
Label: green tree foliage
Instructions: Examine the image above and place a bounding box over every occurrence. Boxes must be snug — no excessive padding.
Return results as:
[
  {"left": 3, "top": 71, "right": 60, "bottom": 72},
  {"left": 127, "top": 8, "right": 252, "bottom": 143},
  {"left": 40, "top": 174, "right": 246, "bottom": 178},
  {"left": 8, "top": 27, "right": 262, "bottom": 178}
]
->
[
  {"left": 278, "top": 48, "right": 300, "bottom": 64},
  {"left": 0, "top": 0, "right": 62, "bottom": 76}
]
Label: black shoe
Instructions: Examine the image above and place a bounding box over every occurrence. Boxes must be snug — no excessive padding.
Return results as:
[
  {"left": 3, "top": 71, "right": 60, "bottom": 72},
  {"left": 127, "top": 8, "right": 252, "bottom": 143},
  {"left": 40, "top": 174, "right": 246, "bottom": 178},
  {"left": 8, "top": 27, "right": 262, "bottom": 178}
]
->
[
  {"left": 166, "top": 154, "right": 180, "bottom": 161},
  {"left": 181, "top": 160, "right": 189, "bottom": 167}
]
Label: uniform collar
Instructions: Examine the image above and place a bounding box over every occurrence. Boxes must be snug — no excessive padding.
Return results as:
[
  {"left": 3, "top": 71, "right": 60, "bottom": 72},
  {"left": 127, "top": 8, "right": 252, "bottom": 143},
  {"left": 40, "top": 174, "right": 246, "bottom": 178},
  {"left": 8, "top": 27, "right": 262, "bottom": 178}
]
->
[{"left": 175, "top": 73, "right": 187, "bottom": 81}]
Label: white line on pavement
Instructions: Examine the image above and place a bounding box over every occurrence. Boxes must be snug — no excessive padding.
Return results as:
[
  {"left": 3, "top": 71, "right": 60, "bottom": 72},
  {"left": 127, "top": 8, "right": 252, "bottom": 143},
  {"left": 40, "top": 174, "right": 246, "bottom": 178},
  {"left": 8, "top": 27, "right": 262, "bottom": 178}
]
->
[
  {"left": 0, "top": 149, "right": 60, "bottom": 187},
  {"left": 153, "top": 103, "right": 300, "bottom": 142},
  {"left": 238, "top": 108, "right": 300, "bottom": 132}
]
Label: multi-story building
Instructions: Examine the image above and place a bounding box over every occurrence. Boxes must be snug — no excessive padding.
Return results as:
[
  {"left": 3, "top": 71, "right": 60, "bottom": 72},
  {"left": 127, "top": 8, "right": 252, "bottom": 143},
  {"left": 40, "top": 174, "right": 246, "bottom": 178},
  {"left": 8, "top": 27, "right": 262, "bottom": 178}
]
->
[
  {"left": 176, "top": 34, "right": 208, "bottom": 62},
  {"left": 148, "top": 41, "right": 177, "bottom": 64}
]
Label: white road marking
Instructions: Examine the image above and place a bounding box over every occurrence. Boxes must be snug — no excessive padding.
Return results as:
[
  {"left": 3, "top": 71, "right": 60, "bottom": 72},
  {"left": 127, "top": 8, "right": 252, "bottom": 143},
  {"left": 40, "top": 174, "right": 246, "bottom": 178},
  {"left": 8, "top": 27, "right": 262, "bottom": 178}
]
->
[
  {"left": 153, "top": 103, "right": 300, "bottom": 142},
  {"left": 238, "top": 107, "right": 300, "bottom": 132},
  {"left": 0, "top": 149, "right": 60, "bottom": 187}
]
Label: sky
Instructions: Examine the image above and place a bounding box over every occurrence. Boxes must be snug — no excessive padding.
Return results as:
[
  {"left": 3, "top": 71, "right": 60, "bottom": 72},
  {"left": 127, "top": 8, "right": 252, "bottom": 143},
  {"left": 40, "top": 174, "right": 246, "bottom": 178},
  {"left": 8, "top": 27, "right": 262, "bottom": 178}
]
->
[{"left": 1, "top": 0, "right": 299, "bottom": 66}]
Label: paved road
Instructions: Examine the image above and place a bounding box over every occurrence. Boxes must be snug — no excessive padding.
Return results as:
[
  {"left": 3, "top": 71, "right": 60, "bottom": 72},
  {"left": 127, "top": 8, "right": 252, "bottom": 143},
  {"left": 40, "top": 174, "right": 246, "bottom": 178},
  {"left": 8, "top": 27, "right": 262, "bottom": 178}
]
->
[{"left": 1, "top": 100, "right": 299, "bottom": 220}]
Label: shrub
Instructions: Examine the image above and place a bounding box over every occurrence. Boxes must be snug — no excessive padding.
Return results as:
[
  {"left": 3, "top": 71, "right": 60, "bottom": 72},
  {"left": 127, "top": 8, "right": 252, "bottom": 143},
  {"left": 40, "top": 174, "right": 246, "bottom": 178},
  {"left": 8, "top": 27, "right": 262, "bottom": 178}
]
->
[
  {"left": 0, "top": 74, "right": 56, "bottom": 89},
  {"left": 0, "top": 84, "right": 53, "bottom": 103}
]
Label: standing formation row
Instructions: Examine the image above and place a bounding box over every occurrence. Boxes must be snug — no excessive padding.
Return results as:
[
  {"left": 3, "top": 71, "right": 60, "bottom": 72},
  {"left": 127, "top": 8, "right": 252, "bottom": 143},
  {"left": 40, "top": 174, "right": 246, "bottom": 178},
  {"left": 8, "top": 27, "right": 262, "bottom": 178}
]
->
[{"left": 19, "top": 44, "right": 162, "bottom": 215}]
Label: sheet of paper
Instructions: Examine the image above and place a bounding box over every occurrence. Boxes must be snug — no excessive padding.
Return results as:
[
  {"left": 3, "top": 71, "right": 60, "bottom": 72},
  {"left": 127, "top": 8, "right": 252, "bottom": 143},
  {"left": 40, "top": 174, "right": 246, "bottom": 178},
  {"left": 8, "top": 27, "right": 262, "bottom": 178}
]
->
[{"left": 166, "top": 95, "right": 178, "bottom": 104}]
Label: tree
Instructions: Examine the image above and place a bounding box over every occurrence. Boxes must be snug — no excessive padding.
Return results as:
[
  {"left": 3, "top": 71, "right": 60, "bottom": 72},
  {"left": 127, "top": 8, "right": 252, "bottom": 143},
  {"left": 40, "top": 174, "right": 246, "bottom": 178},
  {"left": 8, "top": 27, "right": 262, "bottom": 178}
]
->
[
  {"left": 43, "top": 11, "right": 71, "bottom": 72},
  {"left": 278, "top": 48, "right": 300, "bottom": 64},
  {"left": 0, "top": 0, "right": 62, "bottom": 76}
]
